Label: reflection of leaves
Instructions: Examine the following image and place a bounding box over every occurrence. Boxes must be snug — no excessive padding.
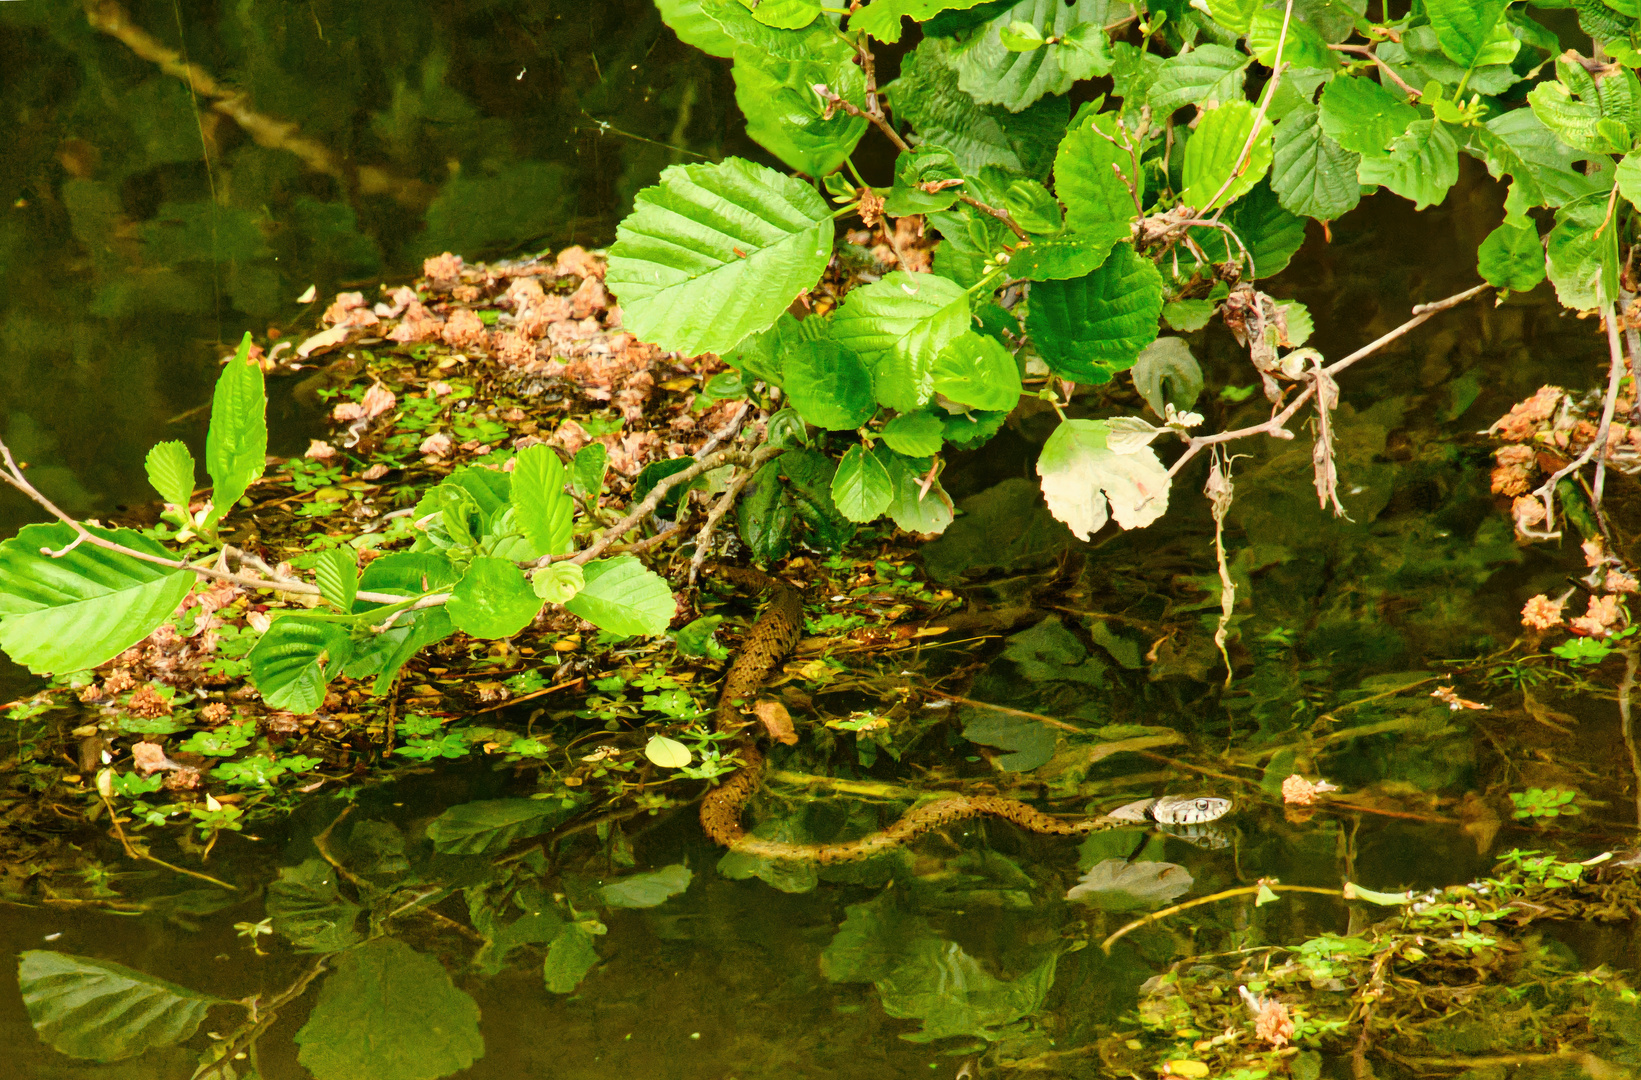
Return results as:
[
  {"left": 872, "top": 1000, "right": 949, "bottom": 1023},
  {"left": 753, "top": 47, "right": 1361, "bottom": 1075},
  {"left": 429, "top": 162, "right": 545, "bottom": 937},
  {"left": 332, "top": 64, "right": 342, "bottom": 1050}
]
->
[
  {"left": 425, "top": 798, "right": 576, "bottom": 855},
  {"left": 468, "top": 884, "right": 564, "bottom": 977},
  {"left": 921, "top": 478, "right": 1073, "bottom": 583},
  {"left": 18, "top": 950, "right": 223, "bottom": 1061},
  {"left": 960, "top": 706, "right": 1058, "bottom": 771},
  {"left": 411, "top": 161, "right": 570, "bottom": 259},
  {"left": 718, "top": 814, "right": 822, "bottom": 893},
  {"left": 295, "top": 939, "right": 484, "bottom": 1080},
  {"left": 266, "top": 859, "right": 363, "bottom": 952},
  {"left": 544, "top": 923, "right": 603, "bottom": 994},
  {"left": 1066, "top": 858, "right": 1194, "bottom": 910},
  {"left": 598, "top": 864, "right": 693, "bottom": 908},
  {"left": 821, "top": 894, "right": 1057, "bottom": 1042}
]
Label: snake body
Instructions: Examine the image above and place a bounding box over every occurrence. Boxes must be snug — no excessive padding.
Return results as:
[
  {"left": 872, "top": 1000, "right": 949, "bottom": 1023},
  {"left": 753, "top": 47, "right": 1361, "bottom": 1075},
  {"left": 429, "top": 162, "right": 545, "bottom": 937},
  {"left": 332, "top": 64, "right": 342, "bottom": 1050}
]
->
[{"left": 698, "top": 569, "right": 1231, "bottom": 863}]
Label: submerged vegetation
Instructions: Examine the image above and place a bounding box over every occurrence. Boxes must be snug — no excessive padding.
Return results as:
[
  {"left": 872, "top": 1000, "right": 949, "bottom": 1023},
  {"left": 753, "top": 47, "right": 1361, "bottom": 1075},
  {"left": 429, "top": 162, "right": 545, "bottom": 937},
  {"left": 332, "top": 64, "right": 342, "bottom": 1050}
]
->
[{"left": 12, "top": 0, "right": 1641, "bottom": 1077}]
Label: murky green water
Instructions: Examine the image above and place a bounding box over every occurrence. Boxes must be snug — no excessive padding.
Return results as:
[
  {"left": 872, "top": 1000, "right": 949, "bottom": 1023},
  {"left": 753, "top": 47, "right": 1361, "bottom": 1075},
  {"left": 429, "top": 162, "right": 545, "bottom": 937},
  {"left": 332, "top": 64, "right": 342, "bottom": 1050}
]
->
[{"left": 4, "top": 2, "right": 1639, "bottom": 1078}]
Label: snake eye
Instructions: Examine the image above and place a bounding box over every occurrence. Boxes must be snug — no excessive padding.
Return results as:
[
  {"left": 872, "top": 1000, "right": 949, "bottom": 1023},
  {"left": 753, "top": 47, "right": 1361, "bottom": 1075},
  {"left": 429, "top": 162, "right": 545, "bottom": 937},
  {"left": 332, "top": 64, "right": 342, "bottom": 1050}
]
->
[{"left": 1196, "top": 799, "right": 1210, "bottom": 811}]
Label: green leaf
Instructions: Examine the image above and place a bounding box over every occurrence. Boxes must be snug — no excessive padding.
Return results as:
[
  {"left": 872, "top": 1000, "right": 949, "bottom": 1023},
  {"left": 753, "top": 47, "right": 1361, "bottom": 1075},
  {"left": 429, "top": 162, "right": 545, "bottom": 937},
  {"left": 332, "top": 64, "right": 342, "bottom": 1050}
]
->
[
  {"left": 266, "top": 859, "right": 364, "bottom": 952},
  {"left": 1192, "top": 0, "right": 1258, "bottom": 34},
  {"left": 1528, "top": 80, "right": 1630, "bottom": 155},
  {"left": 446, "top": 557, "right": 541, "bottom": 639},
  {"left": 736, "top": 0, "right": 821, "bottom": 29},
  {"left": 655, "top": 0, "right": 737, "bottom": 57},
  {"left": 1357, "top": 120, "right": 1460, "bottom": 210},
  {"left": 606, "top": 158, "right": 833, "bottom": 356},
  {"left": 1026, "top": 246, "right": 1164, "bottom": 384},
  {"left": 1007, "top": 225, "right": 1132, "bottom": 280},
  {"left": 645, "top": 734, "right": 693, "bottom": 767},
  {"left": 202, "top": 332, "right": 267, "bottom": 532},
  {"left": 1271, "top": 102, "right": 1361, "bottom": 221},
  {"left": 1181, "top": 100, "right": 1274, "bottom": 212},
  {"left": 511, "top": 444, "right": 574, "bottom": 558},
  {"left": 1424, "top": 0, "right": 1510, "bottom": 69},
  {"left": 599, "top": 864, "right": 693, "bottom": 908},
  {"left": 1471, "top": 110, "right": 1602, "bottom": 223},
  {"left": 1000, "top": 19, "right": 1045, "bottom": 50},
  {"left": 570, "top": 443, "right": 608, "bottom": 498},
  {"left": 532, "top": 562, "right": 586, "bottom": 605},
  {"left": 931, "top": 331, "right": 1022, "bottom": 412},
  {"left": 143, "top": 440, "right": 195, "bottom": 509},
  {"left": 544, "top": 923, "right": 601, "bottom": 994},
  {"left": 885, "top": 145, "right": 966, "bottom": 217},
  {"left": 777, "top": 449, "right": 856, "bottom": 550},
  {"left": 354, "top": 551, "right": 460, "bottom": 603},
  {"left": 851, "top": 0, "right": 996, "bottom": 42},
  {"left": 563, "top": 556, "right": 675, "bottom": 637},
  {"left": 247, "top": 615, "right": 354, "bottom": 713},
  {"left": 997, "top": 174, "right": 1063, "bottom": 233},
  {"left": 737, "top": 462, "right": 796, "bottom": 563},
  {"left": 1478, "top": 221, "right": 1547, "bottom": 294},
  {"left": 427, "top": 798, "right": 576, "bottom": 855},
  {"left": 0, "top": 523, "right": 193, "bottom": 675},
  {"left": 1162, "top": 299, "right": 1215, "bottom": 332},
  {"left": 1036, "top": 418, "right": 1170, "bottom": 539},
  {"left": 1147, "top": 44, "right": 1248, "bottom": 116},
  {"left": 1573, "top": 0, "right": 1639, "bottom": 41},
  {"left": 314, "top": 548, "right": 358, "bottom": 612},
  {"left": 18, "top": 950, "right": 223, "bottom": 1062},
  {"left": 1131, "top": 337, "right": 1203, "bottom": 417},
  {"left": 881, "top": 411, "right": 948, "bottom": 456},
  {"left": 1055, "top": 111, "right": 1142, "bottom": 232},
  {"left": 950, "top": 0, "right": 1112, "bottom": 111},
  {"left": 295, "top": 939, "right": 484, "bottom": 1080},
  {"left": 831, "top": 271, "right": 971, "bottom": 412},
  {"left": 1318, "top": 75, "right": 1419, "bottom": 158},
  {"left": 881, "top": 449, "right": 955, "bottom": 534},
  {"left": 1192, "top": 179, "right": 1307, "bottom": 278},
  {"left": 696, "top": 0, "right": 852, "bottom": 58},
  {"left": 832, "top": 444, "right": 895, "bottom": 522},
  {"left": 1247, "top": 8, "right": 1341, "bottom": 70},
  {"left": 1547, "top": 193, "right": 1618, "bottom": 310},
  {"left": 887, "top": 37, "right": 1069, "bottom": 179},
  {"left": 733, "top": 49, "right": 868, "bottom": 177},
  {"left": 783, "top": 340, "right": 877, "bottom": 430}
]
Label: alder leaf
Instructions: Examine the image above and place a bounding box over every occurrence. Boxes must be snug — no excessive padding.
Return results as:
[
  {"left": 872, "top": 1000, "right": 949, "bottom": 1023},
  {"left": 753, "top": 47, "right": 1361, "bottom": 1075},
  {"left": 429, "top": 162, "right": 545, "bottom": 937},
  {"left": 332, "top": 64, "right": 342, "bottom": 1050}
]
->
[
  {"left": 1036, "top": 418, "right": 1170, "bottom": 540},
  {"left": 563, "top": 556, "right": 676, "bottom": 637},
  {"left": 144, "top": 441, "right": 195, "bottom": 510},
  {"left": 830, "top": 271, "right": 971, "bottom": 412},
  {"left": 314, "top": 548, "right": 358, "bottom": 612},
  {"left": 1026, "top": 246, "right": 1164, "bottom": 384},
  {"left": 202, "top": 332, "right": 267, "bottom": 532},
  {"left": 1180, "top": 100, "right": 1274, "bottom": 213},
  {"left": 832, "top": 444, "right": 895, "bottom": 523},
  {"left": 511, "top": 444, "right": 574, "bottom": 557},
  {"left": 18, "top": 951, "right": 225, "bottom": 1062}
]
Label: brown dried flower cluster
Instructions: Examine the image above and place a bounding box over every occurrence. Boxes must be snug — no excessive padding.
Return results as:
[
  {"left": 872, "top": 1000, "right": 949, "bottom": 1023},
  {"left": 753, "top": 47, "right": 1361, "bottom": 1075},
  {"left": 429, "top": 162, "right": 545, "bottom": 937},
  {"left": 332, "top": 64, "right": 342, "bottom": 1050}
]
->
[
  {"left": 127, "top": 684, "right": 172, "bottom": 718},
  {"left": 1520, "top": 594, "right": 1564, "bottom": 630},
  {"left": 1570, "top": 594, "right": 1624, "bottom": 637},
  {"left": 1490, "top": 444, "right": 1536, "bottom": 497},
  {"left": 1491, "top": 385, "right": 1562, "bottom": 441}
]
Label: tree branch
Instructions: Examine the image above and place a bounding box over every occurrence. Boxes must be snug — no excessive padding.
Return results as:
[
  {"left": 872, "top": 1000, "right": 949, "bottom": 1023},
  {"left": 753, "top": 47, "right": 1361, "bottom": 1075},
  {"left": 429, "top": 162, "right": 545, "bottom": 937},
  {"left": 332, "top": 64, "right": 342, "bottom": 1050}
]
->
[
  {"left": 1328, "top": 42, "right": 1422, "bottom": 100},
  {"left": 1205, "top": 0, "right": 1293, "bottom": 221}
]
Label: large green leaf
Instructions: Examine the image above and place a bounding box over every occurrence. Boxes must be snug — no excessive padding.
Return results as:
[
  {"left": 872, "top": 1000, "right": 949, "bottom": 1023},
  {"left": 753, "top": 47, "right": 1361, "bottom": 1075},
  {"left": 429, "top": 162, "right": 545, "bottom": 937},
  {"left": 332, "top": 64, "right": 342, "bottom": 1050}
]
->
[
  {"left": 1357, "top": 120, "right": 1460, "bottom": 210},
  {"left": 832, "top": 444, "right": 895, "bottom": 522},
  {"left": 427, "top": 798, "right": 576, "bottom": 855},
  {"left": 446, "top": 557, "right": 542, "bottom": 639},
  {"left": 0, "top": 523, "right": 193, "bottom": 675},
  {"left": 355, "top": 552, "right": 461, "bottom": 603},
  {"left": 887, "top": 38, "right": 1068, "bottom": 179},
  {"left": 1191, "top": 180, "right": 1307, "bottom": 279},
  {"left": 782, "top": 340, "right": 877, "bottom": 430},
  {"left": 776, "top": 450, "right": 856, "bottom": 550},
  {"left": 881, "top": 450, "right": 954, "bottom": 534},
  {"left": 510, "top": 444, "right": 574, "bottom": 557},
  {"left": 1425, "top": 0, "right": 1510, "bottom": 68},
  {"left": 18, "top": 950, "right": 223, "bottom": 1061},
  {"left": 1271, "top": 102, "right": 1361, "bottom": 221},
  {"left": 599, "top": 864, "right": 694, "bottom": 908},
  {"left": 884, "top": 145, "right": 966, "bottom": 217},
  {"left": 1477, "top": 220, "right": 1546, "bottom": 294},
  {"left": 737, "top": 0, "right": 822, "bottom": 29},
  {"left": 202, "top": 332, "right": 267, "bottom": 532},
  {"left": 1180, "top": 100, "right": 1274, "bottom": 212},
  {"left": 1246, "top": 7, "right": 1341, "bottom": 70},
  {"left": 851, "top": 0, "right": 995, "bottom": 42},
  {"left": 950, "top": 0, "right": 1112, "bottom": 112},
  {"left": 295, "top": 939, "right": 484, "bottom": 1080},
  {"left": 1547, "top": 193, "right": 1618, "bottom": 310},
  {"left": 830, "top": 271, "right": 971, "bottom": 411},
  {"left": 606, "top": 158, "right": 832, "bottom": 356},
  {"left": 1147, "top": 44, "right": 1248, "bottom": 116},
  {"left": 1318, "top": 75, "right": 1419, "bottom": 158},
  {"left": 1528, "top": 80, "right": 1629, "bottom": 156},
  {"left": 562, "top": 556, "right": 676, "bottom": 637},
  {"left": 881, "top": 411, "right": 947, "bottom": 456},
  {"left": 696, "top": 0, "right": 852, "bottom": 60},
  {"left": 733, "top": 48, "right": 868, "bottom": 177},
  {"left": 544, "top": 923, "right": 602, "bottom": 994},
  {"left": 655, "top": 0, "right": 737, "bottom": 57},
  {"left": 737, "top": 462, "right": 796, "bottom": 563},
  {"left": 1026, "top": 246, "right": 1163, "bottom": 384},
  {"left": 143, "top": 440, "right": 195, "bottom": 510},
  {"left": 1036, "top": 418, "right": 1170, "bottom": 540},
  {"left": 1008, "top": 225, "right": 1133, "bottom": 280},
  {"left": 931, "top": 331, "right": 1022, "bottom": 412},
  {"left": 1055, "top": 110, "right": 1142, "bottom": 232},
  {"left": 247, "top": 615, "right": 354, "bottom": 713},
  {"left": 1378, "top": 25, "right": 1520, "bottom": 97},
  {"left": 266, "top": 859, "right": 364, "bottom": 952},
  {"left": 1470, "top": 111, "right": 1602, "bottom": 222}
]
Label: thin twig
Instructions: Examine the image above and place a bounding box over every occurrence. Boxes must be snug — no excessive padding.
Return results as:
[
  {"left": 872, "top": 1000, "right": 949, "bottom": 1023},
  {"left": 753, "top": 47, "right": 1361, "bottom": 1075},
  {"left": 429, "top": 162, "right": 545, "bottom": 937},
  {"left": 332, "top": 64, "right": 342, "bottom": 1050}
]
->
[
  {"left": 1168, "top": 284, "right": 1490, "bottom": 477},
  {"left": 1328, "top": 43, "right": 1422, "bottom": 99},
  {"left": 814, "top": 84, "right": 910, "bottom": 152},
  {"left": 1102, "top": 883, "right": 1345, "bottom": 952},
  {"left": 1594, "top": 298, "right": 1628, "bottom": 506},
  {"left": 694, "top": 401, "right": 752, "bottom": 460},
  {"left": 1205, "top": 0, "right": 1293, "bottom": 219},
  {"left": 957, "top": 194, "right": 1030, "bottom": 241},
  {"left": 688, "top": 464, "right": 759, "bottom": 584}
]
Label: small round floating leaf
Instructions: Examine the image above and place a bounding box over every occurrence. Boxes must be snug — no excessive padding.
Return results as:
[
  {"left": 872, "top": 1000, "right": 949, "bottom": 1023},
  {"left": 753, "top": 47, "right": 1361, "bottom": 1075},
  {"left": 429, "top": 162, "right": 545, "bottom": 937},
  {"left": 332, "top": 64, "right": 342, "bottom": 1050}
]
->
[{"left": 645, "top": 735, "right": 693, "bottom": 768}]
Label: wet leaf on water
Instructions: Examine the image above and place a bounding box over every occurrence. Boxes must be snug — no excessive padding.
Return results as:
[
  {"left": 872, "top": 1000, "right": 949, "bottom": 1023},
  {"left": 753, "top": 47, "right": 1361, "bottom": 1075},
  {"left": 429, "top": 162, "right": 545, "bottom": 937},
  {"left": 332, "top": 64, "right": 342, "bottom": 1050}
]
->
[
  {"left": 598, "top": 864, "right": 693, "bottom": 908},
  {"left": 674, "top": 614, "right": 728, "bottom": 660},
  {"left": 960, "top": 706, "right": 1058, "bottom": 771},
  {"left": 644, "top": 735, "right": 693, "bottom": 768},
  {"left": 468, "top": 885, "right": 565, "bottom": 977},
  {"left": 18, "top": 950, "right": 225, "bottom": 1061},
  {"left": 921, "top": 477, "right": 1073, "bottom": 583},
  {"left": 265, "top": 858, "right": 363, "bottom": 952},
  {"left": 544, "top": 922, "right": 602, "bottom": 994},
  {"left": 295, "top": 938, "right": 483, "bottom": 1080},
  {"left": 1066, "top": 858, "right": 1194, "bottom": 910},
  {"left": 717, "top": 813, "right": 822, "bottom": 893},
  {"left": 425, "top": 798, "right": 576, "bottom": 855}
]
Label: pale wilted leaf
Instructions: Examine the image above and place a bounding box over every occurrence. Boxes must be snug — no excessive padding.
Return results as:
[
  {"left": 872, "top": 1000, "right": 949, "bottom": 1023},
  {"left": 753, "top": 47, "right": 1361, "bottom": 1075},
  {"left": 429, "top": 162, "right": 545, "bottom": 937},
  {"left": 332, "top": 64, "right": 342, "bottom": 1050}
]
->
[{"left": 1036, "top": 419, "right": 1170, "bottom": 540}]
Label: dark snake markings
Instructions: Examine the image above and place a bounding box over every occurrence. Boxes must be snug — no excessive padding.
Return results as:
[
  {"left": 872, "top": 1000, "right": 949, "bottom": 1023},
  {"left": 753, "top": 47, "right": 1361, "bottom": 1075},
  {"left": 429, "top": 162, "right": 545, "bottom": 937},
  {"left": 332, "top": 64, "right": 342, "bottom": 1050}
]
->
[{"left": 698, "top": 569, "right": 1233, "bottom": 863}]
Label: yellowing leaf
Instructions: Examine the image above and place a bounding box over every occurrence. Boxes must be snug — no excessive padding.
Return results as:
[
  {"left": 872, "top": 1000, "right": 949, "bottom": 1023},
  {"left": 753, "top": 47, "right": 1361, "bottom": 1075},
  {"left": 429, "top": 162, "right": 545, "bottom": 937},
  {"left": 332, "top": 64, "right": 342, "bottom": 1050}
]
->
[
  {"left": 645, "top": 735, "right": 692, "bottom": 768},
  {"left": 1036, "top": 419, "right": 1170, "bottom": 540}
]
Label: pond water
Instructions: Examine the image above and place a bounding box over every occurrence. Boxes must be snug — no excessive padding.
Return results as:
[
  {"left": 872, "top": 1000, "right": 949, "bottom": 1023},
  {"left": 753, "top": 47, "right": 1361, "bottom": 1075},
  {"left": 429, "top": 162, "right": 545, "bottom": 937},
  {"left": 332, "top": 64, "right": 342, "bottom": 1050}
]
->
[{"left": 3, "top": 2, "right": 1640, "bottom": 1079}]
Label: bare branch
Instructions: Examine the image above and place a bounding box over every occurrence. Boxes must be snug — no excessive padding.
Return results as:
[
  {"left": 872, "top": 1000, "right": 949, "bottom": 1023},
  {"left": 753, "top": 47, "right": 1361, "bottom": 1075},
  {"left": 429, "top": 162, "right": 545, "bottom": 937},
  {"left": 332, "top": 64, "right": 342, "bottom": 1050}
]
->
[
  {"left": 1328, "top": 43, "right": 1422, "bottom": 100},
  {"left": 688, "top": 464, "right": 760, "bottom": 584}
]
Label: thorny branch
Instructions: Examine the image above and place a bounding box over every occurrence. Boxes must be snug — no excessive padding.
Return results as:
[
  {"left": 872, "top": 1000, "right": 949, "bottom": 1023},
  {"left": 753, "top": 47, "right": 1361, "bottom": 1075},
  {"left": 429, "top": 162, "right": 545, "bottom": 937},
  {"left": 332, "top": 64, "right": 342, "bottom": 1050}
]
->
[{"left": 1167, "top": 284, "right": 1492, "bottom": 478}]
